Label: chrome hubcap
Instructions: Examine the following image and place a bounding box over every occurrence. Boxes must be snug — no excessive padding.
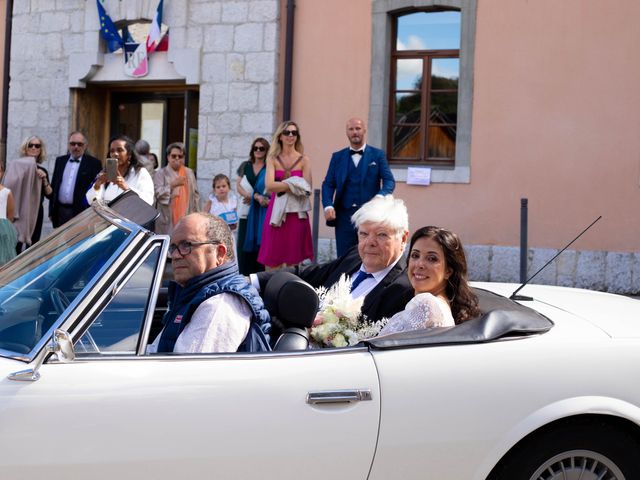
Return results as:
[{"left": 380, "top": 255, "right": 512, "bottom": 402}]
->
[{"left": 530, "top": 449, "right": 625, "bottom": 480}]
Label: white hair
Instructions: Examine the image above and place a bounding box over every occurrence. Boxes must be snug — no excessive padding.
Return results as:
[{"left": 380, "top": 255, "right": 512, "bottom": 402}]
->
[{"left": 351, "top": 195, "right": 409, "bottom": 234}]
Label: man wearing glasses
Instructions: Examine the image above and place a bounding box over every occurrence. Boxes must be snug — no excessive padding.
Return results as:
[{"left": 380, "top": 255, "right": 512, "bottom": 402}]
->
[
  {"left": 49, "top": 131, "right": 102, "bottom": 227},
  {"left": 148, "top": 212, "right": 271, "bottom": 354}
]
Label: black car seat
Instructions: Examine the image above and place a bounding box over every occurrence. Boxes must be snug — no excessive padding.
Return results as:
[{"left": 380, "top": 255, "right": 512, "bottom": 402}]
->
[{"left": 262, "top": 271, "right": 318, "bottom": 351}]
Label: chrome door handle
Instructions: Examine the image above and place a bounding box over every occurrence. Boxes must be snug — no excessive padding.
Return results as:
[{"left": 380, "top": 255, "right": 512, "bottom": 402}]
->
[{"left": 306, "top": 389, "right": 372, "bottom": 405}]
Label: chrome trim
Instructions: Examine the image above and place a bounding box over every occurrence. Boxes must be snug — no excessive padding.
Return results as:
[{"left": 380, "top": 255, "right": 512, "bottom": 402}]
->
[
  {"left": 65, "top": 345, "right": 372, "bottom": 361},
  {"left": 65, "top": 238, "right": 167, "bottom": 353},
  {"left": 306, "top": 389, "right": 373, "bottom": 404},
  {"left": 137, "top": 239, "right": 170, "bottom": 355}
]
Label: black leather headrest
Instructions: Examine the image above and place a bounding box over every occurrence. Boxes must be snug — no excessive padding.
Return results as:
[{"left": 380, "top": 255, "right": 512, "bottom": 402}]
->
[{"left": 263, "top": 271, "right": 318, "bottom": 328}]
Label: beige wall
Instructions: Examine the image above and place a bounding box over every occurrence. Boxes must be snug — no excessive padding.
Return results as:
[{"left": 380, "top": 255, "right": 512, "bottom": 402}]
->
[{"left": 290, "top": 0, "right": 640, "bottom": 253}]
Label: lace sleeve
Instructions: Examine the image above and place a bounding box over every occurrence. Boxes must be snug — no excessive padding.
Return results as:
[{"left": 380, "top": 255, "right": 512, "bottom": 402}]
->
[{"left": 379, "top": 293, "right": 454, "bottom": 335}]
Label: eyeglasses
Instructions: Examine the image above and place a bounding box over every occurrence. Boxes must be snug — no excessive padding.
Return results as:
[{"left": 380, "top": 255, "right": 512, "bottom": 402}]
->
[
  {"left": 28, "top": 143, "right": 42, "bottom": 149},
  {"left": 253, "top": 146, "right": 266, "bottom": 152},
  {"left": 168, "top": 240, "right": 220, "bottom": 257},
  {"left": 282, "top": 130, "right": 298, "bottom": 137},
  {"left": 69, "top": 142, "right": 85, "bottom": 147}
]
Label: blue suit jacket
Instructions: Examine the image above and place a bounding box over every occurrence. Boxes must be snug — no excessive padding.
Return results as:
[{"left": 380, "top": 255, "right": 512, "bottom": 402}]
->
[{"left": 321, "top": 145, "right": 395, "bottom": 210}]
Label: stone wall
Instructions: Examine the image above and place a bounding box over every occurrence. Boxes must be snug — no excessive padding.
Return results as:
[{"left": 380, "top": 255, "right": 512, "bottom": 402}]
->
[
  {"left": 7, "top": 0, "right": 280, "bottom": 203},
  {"left": 316, "top": 239, "right": 640, "bottom": 295}
]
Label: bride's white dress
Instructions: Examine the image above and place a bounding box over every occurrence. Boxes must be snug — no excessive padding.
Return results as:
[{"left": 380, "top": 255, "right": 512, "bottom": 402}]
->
[{"left": 379, "top": 293, "right": 454, "bottom": 335}]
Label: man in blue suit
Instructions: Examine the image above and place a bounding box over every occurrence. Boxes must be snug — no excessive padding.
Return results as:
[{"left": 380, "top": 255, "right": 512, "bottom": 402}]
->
[{"left": 322, "top": 117, "right": 395, "bottom": 257}]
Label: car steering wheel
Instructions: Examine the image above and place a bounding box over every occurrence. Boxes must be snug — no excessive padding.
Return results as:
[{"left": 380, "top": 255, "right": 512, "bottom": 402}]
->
[{"left": 50, "top": 287, "right": 71, "bottom": 315}]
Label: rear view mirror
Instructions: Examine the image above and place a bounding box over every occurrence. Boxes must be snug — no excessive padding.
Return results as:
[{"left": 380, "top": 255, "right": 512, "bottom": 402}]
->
[{"left": 8, "top": 329, "right": 75, "bottom": 382}]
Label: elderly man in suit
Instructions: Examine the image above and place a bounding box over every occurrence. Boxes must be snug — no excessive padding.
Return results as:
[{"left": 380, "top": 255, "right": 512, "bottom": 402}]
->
[
  {"left": 254, "top": 195, "right": 413, "bottom": 323},
  {"left": 49, "top": 131, "right": 103, "bottom": 227},
  {"left": 322, "top": 117, "right": 395, "bottom": 257}
]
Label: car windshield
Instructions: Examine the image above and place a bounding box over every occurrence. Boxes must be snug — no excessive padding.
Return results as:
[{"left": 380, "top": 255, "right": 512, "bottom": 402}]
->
[{"left": 0, "top": 209, "right": 130, "bottom": 357}]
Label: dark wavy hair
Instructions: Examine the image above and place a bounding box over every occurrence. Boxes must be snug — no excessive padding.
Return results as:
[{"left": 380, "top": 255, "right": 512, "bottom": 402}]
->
[
  {"left": 249, "top": 137, "right": 270, "bottom": 163},
  {"left": 109, "top": 135, "right": 141, "bottom": 171},
  {"left": 409, "top": 226, "right": 480, "bottom": 323}
]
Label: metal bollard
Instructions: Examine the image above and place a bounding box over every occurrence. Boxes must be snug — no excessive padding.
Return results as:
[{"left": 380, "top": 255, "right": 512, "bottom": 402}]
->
[
  {"left": 520, "top": 198, "right": 528, "bottom": 283},
  {"left": 312, "top": 189, "right": 320, "bottom": 264}
]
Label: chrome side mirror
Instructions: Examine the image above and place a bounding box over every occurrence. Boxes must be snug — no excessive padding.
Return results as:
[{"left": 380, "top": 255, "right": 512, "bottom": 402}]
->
[
  {"left": 51, "top": 329, "right": 75, "bottom": 363},
  {"left": 8, "top": 329, "right": 75, "bottom": 382}
]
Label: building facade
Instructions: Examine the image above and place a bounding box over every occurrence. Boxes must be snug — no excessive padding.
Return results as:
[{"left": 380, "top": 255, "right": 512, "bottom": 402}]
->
[{"left": 3, "top": 0, "right": 639, "bottom": 293}]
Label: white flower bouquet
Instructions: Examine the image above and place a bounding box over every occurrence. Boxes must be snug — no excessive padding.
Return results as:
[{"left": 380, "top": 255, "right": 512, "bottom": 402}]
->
[{"left": 309, "top": 274, "right": 387, "bottom": 347}]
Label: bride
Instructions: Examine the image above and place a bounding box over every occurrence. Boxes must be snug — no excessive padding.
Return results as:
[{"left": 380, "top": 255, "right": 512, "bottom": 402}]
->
[{"left": 378, "top": 226, "right": 480, "bottom": 335}]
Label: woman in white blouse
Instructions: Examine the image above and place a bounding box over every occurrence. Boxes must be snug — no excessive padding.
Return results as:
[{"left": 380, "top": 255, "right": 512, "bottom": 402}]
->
[
  {"left": 379, "top": 226, "right": 481, "bottom": 335},
  {"left": 86, "top": 135, "right": 155, "bottom": 206}
]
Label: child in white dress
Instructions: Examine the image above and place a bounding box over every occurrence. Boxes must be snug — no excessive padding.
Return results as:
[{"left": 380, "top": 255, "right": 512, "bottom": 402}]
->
[{"left": 204, "top": 174, "right": 239, "bottom": 258}]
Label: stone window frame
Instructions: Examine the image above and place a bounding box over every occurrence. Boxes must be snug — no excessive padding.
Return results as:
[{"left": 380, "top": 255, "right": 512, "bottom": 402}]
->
[{"left": 370, "top": 0, "right": 477, "bottom": 183}]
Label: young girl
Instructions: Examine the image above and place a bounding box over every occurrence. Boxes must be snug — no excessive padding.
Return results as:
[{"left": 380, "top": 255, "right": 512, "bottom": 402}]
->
[
  {"left": 0, "top": 164, "right": 17, "bottom": 266},
  {"left": 204, "top": 174, "right": 239, "bottom": 231}
]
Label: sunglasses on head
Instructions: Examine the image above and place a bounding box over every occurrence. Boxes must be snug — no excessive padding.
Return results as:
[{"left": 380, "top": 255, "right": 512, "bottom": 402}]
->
[
  {"left": 282, "top": 130, "right": 298, "bottom": 137},
  {"left": 253, "top": 146, "right": 266, "bottom": 152},
  {"left": 28, "top": 143, "right": 42, "bottom": 148},
  {"left": 69, "top": 142, "right": 85, "bottom": 147}
]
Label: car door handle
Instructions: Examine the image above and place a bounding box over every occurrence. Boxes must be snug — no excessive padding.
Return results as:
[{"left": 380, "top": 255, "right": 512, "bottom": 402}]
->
[{"left": 306, "top": 389, "right": 372, "bottom": 405}]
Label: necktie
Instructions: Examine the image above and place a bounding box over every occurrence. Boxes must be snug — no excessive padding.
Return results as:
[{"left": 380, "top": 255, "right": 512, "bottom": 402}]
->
[
  {"left": 69, "top": 157, "right": 80, "bottom": 163},
  {"left": 350, "top": 149, "right": 363, "bottom": 156},
  {"left": 351, "top": 270, "right": 373, "bottom": 292}
]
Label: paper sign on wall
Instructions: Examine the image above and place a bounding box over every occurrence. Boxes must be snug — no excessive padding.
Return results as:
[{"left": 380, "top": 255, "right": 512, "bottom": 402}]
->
[{"left": 406, "top": 167, "right": 431, "bottom": 186}]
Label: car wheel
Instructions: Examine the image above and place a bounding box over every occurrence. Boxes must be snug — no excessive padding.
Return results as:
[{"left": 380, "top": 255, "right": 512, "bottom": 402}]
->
[{"left": 489, "top": 419, "right": 640, "bottom": 480}]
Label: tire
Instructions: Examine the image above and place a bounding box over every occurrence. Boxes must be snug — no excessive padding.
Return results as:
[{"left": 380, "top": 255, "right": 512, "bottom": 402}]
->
[{"left": 488, "top": 418, "right": 640, "bottom": 480}]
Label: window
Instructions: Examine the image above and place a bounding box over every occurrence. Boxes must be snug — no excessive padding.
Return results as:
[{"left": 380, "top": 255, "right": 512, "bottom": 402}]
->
[
  {"left": 75, "top": 247, "right": 161, "bottom": 356},
  {"left": 390, "top": 10, "right": 460, "bottom": 166},
  {"left": 370, "top": 0, "right": 477, "bottom": 183}
]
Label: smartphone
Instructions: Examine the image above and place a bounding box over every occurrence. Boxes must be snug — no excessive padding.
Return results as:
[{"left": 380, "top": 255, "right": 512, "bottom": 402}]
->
[{"left": 106, "top": 158, "right": 118, "bottom": 182}]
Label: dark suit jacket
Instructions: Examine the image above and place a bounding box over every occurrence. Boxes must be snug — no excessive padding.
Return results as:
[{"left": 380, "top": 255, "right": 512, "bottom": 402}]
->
[
  {"left": 49, "top": 153, "right": 102, "bottom": 226},
  {"left": 321, "top": 145, "right": 395, "bottom": 210},
  {"left": 257, "top": 246, "right": 413, "bottom": 322}
]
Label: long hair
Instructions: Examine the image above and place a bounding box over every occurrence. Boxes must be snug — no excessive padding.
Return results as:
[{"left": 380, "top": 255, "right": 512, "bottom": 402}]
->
[
  {"left": 409, "top": 226, "right": 480, "bottom": 323},
  {"left": 249, "top": 137, "right": 270, "bottom": 164},
  {"left": 267, "top": 121, "right": 304, "bottom": 159},
  {"left": 19, "top": 135, "right": 47, "bottom": 163},
  {"left": 109, "top": 135, "right": 140, "bottom": 171}
]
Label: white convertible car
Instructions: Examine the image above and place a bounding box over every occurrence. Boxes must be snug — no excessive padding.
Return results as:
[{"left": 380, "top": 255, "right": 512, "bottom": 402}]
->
[{"left": 1, "top": 201, "right": 639, "bottom": 480}]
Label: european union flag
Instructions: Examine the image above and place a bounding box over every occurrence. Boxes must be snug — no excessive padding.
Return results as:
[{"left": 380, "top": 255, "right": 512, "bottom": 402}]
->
[{"left": 96, "top": 0, "right": 123, "bottom": 53}]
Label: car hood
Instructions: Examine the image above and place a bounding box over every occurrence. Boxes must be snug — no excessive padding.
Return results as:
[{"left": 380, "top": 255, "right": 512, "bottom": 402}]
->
[{"left": 473, "top": 282, "right": 640, "bottom": 339}]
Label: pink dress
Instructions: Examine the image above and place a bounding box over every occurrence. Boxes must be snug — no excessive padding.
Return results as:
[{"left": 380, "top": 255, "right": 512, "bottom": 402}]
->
[{"left": 257, "top": 170, "right": 314, "bottom": 267}]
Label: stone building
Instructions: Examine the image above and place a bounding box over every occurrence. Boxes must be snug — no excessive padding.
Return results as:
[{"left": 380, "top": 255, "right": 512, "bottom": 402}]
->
[
  {"left": 1, "top": 0, "right": 638, "bottom": 293},
  {"left": 3, "top": 0, "right": 279, "bottom": 203}
]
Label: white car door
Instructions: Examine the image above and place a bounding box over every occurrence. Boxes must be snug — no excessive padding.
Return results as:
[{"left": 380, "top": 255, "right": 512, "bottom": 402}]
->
[
  {"left": 0, "top": 241, "right": 380, "bottom": 479},
  {"left": 0, "top": 349, "right": 380, "bottom": 480}
]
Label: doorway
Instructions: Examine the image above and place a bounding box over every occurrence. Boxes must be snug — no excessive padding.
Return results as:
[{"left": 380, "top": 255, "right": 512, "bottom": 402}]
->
[{"left": 72, "top": 85, "right": 199, "bottom": 172}]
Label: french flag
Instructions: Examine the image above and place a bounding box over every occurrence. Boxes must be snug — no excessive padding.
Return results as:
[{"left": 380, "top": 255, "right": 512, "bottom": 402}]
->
[{"left": 146, "top": 0, "right": 164, "bottom": 54}]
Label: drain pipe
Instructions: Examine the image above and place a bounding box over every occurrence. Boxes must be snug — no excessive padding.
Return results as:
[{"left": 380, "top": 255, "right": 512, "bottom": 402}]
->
[
  {"left": 282, "top": 0, "right": 295, "bottom": 122},
  {"left": 1, "top": 0, "right": 13, "bottom": 170}
]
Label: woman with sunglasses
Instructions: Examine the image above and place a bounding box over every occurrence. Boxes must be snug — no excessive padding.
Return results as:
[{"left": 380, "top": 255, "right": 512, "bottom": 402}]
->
[
  {"left": 236, "top": 137, "right": 270, "bottom": 275},
  {"left": 3, "top": 136, "right": 53, "bottom": 253},
  {"left": 257, "top": 121, "right": 314, "bottom": 269}
]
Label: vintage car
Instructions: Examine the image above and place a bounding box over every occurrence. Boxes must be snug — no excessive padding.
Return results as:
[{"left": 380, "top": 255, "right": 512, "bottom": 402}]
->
[{"left": 0, "top": 201, "right": 639, "bottom": 480}]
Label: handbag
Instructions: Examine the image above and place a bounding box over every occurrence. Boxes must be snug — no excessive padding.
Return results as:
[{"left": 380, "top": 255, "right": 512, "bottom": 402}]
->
[{"left": 237, "top": 176, "right": 253, "bottom": 219}]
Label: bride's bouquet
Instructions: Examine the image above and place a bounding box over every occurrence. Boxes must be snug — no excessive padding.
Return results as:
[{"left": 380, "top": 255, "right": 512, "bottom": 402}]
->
[{"left": 310, "top": 274, "right": 387, "bottom": 347}]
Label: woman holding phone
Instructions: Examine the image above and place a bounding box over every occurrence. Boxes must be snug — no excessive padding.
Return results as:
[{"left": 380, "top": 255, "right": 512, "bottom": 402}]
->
[{"left": 86, "top": 135, "right": 155, "bottom": 206}]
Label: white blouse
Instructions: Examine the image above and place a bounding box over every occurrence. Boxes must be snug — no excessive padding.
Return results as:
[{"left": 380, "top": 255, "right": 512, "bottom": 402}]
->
[
  {"left": 86, "top": 166, "right": 155, "bottom": 206},
  {"left": 379, "top": 293, "right": 455, "bottom": 335}
]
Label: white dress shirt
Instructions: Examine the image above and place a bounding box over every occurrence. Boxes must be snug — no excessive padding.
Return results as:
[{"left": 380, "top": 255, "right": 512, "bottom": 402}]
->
[
  {"left": 86, "top": 166, "right": 155, "bottom": 206},
  {"left": 58, "top": 155, "right": 82, "bottom": 204},
  {"left": 147, "top": 292, "right": 251, "bottom": 354}
]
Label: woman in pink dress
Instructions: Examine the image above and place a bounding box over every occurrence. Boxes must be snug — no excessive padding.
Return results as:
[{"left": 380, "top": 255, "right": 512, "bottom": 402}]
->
[{"left": 258, "top": 121, "right": 314, "bottom": 269}]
